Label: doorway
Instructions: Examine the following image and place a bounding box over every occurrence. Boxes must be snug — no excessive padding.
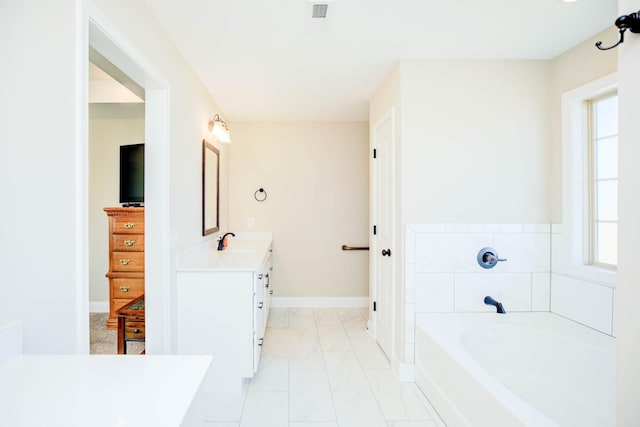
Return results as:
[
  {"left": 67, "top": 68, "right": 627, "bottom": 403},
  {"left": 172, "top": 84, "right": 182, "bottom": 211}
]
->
[
  {"left": 82, "top": 17, "right": 171, "bottom": 354},
  {"left": 87, "top": 53, "right": 145, "bottom": 353}
]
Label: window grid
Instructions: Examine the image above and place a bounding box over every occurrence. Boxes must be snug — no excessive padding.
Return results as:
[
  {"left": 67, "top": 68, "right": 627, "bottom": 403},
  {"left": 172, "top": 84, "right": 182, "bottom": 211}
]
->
[{"left": 588, "top": 93, "right": 618, "bottom": 269}]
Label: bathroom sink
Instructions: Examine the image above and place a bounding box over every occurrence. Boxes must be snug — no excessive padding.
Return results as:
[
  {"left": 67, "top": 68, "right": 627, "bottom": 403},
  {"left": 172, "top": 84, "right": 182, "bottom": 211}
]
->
[{"left": 228, "top": 247, "right": 256, "bottom": 253}]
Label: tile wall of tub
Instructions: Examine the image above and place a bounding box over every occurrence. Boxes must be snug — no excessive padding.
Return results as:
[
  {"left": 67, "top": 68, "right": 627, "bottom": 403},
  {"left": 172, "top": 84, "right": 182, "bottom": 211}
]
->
[
  {"left": 404, "top": 223, "right": 551, "bottom": 364},
  {"left": 405, "top": 223, "right": 616, "bottom": 364},
  {"left": 550, "top": 224, "right": 616, "bottom": 337}
]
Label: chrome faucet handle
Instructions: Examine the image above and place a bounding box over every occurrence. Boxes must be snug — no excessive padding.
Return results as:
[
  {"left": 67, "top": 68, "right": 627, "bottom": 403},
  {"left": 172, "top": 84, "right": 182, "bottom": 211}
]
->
[
  {"left": 477, "top": 247, "right": 507, "bottom": 269},
  {"left": 483, "top": 252, "right": 507, "bottom": 263}
]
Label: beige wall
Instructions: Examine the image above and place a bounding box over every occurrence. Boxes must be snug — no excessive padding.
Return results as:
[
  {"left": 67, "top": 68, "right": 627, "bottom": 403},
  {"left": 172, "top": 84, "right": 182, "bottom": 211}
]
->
[
  {"left": 548, "top": 27, "right": 618, "bottom": 223},
  {"left": 88, "top": 115, "right": 145, "bottom": 303},
  {"left": 228, "top": 122, "right": 369, "bottom": 298},
  {"left": 401, "top": 59, "right": 551, "bottom": 224},
  {"left": 88, "top": 0, "right": 231, "bottom": 251}
]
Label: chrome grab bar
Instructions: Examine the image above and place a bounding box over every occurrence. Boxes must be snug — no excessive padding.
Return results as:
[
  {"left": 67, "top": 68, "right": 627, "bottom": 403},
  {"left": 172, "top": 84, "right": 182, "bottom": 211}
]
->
[{"left": 341, "top": 245, "right": 369, "bottom": 251}]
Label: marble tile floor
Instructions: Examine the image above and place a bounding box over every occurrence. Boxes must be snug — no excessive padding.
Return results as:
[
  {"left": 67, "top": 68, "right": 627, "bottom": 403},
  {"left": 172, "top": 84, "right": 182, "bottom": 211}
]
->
[{"left": 204, "top": 307, "right": 443, "bottom": 427}]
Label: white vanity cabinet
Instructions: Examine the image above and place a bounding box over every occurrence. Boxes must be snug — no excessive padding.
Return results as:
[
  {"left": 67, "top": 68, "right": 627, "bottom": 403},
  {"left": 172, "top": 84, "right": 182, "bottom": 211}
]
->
[{"left": 176, "top": 237, "right": 272, "bottom": 388}]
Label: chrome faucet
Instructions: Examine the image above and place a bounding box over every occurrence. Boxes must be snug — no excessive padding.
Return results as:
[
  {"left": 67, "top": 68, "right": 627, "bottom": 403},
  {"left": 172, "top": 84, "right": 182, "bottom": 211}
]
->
[
  {"left": 477, "top": 247, "right": 507, "bottom": 269},
  {"left": 484, "top": 296, "right": 506, "bottom": 314},
  {"left": 217, "top": 232, "right": 236, "bottom": 250}
]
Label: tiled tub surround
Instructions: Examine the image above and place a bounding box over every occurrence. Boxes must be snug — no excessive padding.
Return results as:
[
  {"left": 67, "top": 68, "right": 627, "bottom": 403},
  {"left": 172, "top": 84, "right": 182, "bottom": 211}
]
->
[
  {"left": 405, "top": 223, "right": 617, "bottom": 366},
  {"left": 405, "top": 223, "right": 551, "bottom": 364},
  {"left": 550, "top": 224, "right": 617, "bottom": 336}
]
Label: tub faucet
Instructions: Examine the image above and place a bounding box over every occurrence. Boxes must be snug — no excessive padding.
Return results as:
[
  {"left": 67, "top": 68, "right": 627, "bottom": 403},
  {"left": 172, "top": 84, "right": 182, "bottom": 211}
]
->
[
  {"left": 217, "top": 232, "right": 236, "bottom": 250},
  {"left": 484, "top": 296, "right": 506, "bottom": 314}
]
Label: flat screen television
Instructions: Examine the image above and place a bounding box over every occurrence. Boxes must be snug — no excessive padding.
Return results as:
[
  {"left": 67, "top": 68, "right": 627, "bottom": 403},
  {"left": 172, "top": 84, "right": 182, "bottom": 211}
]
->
[{"left": 119, "top": 143, "right": 144, "bottom": 206}]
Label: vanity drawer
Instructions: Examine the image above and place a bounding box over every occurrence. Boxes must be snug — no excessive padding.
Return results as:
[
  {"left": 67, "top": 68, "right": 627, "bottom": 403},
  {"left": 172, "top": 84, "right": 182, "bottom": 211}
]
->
[
  {"left": 113, "top": 217, "right": 145, "bottom": 234},
  {"left": 112, "top": 234, "right": 145, "bottom": 252},
  {"left": 111, "top": 252, "right": 144, "bottom": 272},
  {"left": 124, "top": 321, "right": 145, "bottom": 339},
  {"left": 111, "top": 278, "right": 144, "bottom": 299}
]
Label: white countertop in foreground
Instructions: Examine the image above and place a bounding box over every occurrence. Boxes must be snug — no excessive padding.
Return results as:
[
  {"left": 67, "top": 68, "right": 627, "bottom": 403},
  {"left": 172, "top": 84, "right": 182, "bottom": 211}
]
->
[
  {"left": 177, "top": 234, "right": 272, "bottom": 272},
  {"left": 0, "top": 354, "right": 212, "bottom": 427}
]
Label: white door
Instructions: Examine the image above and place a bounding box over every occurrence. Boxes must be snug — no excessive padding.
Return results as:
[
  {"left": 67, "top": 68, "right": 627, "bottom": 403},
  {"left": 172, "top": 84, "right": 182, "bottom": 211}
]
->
[{"left": 372, "top": 110, "right": 395, "bottom": 359}]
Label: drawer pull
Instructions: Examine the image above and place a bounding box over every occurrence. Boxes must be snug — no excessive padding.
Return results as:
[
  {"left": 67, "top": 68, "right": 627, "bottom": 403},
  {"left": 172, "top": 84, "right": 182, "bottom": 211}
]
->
[
  {"left": 119, "top": 259, "right": 131, "bottom": 265},
  {"left": 133, "top": 329, "right": 140, "bottom": 334},
  {"left": 124, "top": 239, "right": 136, "bottom": 246},
  {"left": 124, "top": 223, "right": 136, "bottom": 229},
  {"left": 269, "top": 290, "right": 273, "bottom": 295},
  {"left": 119, "top": 286, "right": 130, "bottom": 292},
  {"left": 257, "top": 274, "right": 264, "bottom": 280},
  {"left": 258, "top": 337, "right": 264, "bottom": 347},
  {"left": 258, "top": 302, "right": 264, "bottom": 309}
]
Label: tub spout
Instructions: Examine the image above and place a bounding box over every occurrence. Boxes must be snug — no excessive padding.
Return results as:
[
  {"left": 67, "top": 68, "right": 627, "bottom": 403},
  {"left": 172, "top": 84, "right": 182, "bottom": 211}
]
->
[{"left": 484, "top": 296, "right": 506, "bottom": 314}]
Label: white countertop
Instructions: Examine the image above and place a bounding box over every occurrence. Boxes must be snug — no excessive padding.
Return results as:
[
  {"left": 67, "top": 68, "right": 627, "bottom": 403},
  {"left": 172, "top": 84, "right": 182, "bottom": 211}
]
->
[
  {"left": 0, "top": 354, "right": 212, "bottom": 427},
  {"left": 177, "top": 234, "right": 272, "bottom": 272}
]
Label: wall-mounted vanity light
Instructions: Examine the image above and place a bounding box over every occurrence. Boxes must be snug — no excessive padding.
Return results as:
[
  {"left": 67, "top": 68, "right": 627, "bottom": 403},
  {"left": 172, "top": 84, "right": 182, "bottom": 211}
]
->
[
  {"left": 596, "top": 9, "right": 640, "bottom": 51},
  {"left": 208, "top": 114, "right": 232, "bottom": 144}
]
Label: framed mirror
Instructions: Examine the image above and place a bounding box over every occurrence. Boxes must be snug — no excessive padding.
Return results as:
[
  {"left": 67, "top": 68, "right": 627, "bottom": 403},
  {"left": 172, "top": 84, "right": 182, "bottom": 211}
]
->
[{"left": 202, "top": 140, "right": 220, "bottom": 236}]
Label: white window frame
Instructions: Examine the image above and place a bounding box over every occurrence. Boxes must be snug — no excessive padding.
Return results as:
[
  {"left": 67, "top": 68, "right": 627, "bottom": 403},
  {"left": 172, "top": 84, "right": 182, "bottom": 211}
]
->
[
  {"left": 587, "top": 92, "right": 618, "bottom": 269},
  {"left": 560, "top": 73, "right": 617, "bottom": 288}
]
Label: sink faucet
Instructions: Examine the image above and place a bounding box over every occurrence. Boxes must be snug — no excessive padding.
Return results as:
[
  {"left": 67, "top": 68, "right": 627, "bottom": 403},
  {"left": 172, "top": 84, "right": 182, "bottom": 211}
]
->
[
  {"left": 484, "top": 296, "right": 506, "bottom": 314},
  {"left": 217, "top": 232, "right": 236, "bottom": 250}
]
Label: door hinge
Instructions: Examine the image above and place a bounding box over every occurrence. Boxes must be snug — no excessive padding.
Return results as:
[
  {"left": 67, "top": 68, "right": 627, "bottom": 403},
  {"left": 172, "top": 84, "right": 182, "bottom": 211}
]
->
[
  {"left": 373, "top": 301, "right": 377, "bottom": 312},
  {"left": 373, "top": 148, "right": 377, "bottom": 159},
  {"left": 373, "top": 225, "right": 377, "bottom": 235}
]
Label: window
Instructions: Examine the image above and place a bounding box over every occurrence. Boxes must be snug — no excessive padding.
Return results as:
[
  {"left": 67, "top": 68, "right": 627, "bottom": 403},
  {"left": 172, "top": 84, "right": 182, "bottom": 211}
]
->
[
  {"left": 561, "top": 73, "right": 617, "bottom": 287},
  {"left": 588, "top": 93, "right": 618, "bottom": 268}
]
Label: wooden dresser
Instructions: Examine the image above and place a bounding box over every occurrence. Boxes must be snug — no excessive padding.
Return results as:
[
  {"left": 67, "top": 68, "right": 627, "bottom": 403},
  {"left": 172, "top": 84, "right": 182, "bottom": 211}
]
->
[{"left": 104, "top": 207, "right": 145, "bottom": 329}]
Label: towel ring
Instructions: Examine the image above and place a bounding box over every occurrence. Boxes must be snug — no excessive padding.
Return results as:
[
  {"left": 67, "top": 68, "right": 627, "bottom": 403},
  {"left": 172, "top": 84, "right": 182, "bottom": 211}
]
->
[{"left": 254, "top": 188, "right": 267, "bottom": 202}]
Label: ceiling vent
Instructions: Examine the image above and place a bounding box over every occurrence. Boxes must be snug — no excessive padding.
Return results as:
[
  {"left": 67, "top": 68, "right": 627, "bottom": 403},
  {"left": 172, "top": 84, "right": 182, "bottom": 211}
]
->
[
  {"left": 311, "top": 4, "right": 329, "bottom": 19},
  {"left": 305, "top": 1, "right": 333, "bottom": 33}
]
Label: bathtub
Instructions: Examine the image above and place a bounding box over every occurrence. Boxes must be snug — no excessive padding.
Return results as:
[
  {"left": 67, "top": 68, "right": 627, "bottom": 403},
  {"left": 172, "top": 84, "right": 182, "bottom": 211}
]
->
[{"left": 414, "top": 313, "right": 615, "bottom": 427}]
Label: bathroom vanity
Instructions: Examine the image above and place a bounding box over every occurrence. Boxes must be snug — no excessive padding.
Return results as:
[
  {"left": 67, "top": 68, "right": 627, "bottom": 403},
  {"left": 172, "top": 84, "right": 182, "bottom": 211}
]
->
[{"left": 176, "top": 234, "right": 272, "bottom": 390}]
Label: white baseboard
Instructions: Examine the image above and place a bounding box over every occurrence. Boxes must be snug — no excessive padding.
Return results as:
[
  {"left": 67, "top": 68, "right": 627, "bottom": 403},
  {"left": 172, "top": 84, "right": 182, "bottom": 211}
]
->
[
  {"left": 270, "top": 297, "right": 369, "bottom": 308},
  {"left": 90, "top": 301, "right": 109, "bottom": 313},
  {"left": 91, "top": 298, "right": 368, "bottom": 312}
]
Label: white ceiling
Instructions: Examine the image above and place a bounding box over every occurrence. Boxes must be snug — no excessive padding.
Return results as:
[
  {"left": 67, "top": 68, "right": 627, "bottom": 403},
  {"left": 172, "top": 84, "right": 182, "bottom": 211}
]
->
[{"left": 143, "top": 0, "right": 618, "bottom": 122}]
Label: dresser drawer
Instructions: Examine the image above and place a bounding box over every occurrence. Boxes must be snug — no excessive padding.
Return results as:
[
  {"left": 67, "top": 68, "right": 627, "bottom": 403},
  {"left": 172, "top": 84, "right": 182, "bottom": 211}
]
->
[
  {"left": 124, "top": 320, "right": 145, "bottom": 339},
  {"left": 111, "top": 278, "right": 144, "bottom": 299},
  {"left": 111, "top": 252, "right": 144, "bottom": 272},
  {"left": 112, "top": 234, "right": 145, "bottom": 252},
  {"left": 113, "top": 217, "right": 145, "bottom": 234}
]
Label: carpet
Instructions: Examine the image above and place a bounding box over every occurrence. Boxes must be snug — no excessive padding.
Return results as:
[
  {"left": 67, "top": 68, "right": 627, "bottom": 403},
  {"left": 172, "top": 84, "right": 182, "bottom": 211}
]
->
[{"left": 90, "top": 312, "right": 145, "bottom": 355}]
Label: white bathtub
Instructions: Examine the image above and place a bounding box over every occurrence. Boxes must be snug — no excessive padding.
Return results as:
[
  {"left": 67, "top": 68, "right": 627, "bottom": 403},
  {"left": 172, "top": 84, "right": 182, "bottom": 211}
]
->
[{"left": 415, "top": 313, "right": 615, "bottom": 427}]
